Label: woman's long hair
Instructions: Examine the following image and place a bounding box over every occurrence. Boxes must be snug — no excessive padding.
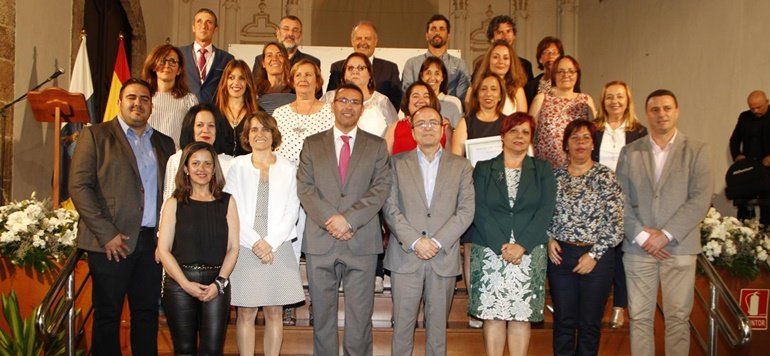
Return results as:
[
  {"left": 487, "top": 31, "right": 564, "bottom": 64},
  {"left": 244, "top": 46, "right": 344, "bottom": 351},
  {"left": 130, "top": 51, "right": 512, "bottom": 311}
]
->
[
  {"left": 474, "top": 40, "right": 526, "bottom": 101},
  {"left": 172, "top": 141, "right": 225, "bottom": 202},
  {"left": 594, "top": 80, "right": 644, "bottom": 132},
  {"left": 214, "top": 59, "right": 259, "bottom": 120},
  {"left": 254, "top": 42, "right": 292, "bottom": 95},
  {"left": 141, "top": 44, "right": 190, "bottom": 99}
]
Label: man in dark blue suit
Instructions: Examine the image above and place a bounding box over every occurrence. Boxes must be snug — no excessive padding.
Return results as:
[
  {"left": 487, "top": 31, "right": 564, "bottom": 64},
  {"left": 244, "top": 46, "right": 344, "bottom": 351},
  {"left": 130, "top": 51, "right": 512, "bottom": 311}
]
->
[{"left": 178, "top": 8, "right": 234, "bottom": 104}]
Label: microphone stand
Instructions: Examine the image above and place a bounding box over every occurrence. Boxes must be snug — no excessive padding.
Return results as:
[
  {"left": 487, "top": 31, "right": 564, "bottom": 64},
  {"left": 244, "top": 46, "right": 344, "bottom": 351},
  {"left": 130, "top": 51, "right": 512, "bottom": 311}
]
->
[{"left": 0, "top": 70, "right": 64, "bottom": 119}]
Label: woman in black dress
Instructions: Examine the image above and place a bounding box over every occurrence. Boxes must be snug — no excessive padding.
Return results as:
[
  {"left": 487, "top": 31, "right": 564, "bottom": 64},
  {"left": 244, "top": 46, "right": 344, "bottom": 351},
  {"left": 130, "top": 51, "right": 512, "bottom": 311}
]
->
[{"left": 157, "top": 141, "right": 240, "bottom": 355}]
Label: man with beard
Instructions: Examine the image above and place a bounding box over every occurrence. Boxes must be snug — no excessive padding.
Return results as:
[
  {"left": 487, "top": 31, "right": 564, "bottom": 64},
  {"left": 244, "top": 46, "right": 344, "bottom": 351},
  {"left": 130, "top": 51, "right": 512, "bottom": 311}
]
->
[
  {"left": 401, "top": 14, "right": 471, "bottom": 101},
  {"left": 252, "top": 15, "right": 321, "bottom": 98},
  {"left": 327, "top": 21, "right": 403, "bottom": 109}
]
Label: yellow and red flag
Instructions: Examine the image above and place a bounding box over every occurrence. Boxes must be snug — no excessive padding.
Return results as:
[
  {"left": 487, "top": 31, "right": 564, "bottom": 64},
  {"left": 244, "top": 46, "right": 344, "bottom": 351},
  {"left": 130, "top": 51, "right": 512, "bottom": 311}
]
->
[{"left": 102, "top": 36, "right": 130, "bottom": 122}]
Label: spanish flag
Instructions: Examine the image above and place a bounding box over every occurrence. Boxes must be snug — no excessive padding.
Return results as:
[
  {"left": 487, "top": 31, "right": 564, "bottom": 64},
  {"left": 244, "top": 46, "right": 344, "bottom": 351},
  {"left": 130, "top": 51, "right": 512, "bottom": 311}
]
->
[{"left": 102, "top": 36, "right": 130, "bottom": 122}]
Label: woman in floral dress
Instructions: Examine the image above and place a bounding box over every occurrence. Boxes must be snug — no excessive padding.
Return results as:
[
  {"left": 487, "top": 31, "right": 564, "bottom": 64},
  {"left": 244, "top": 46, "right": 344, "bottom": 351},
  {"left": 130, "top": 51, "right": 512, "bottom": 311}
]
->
[
  {"left": 469, "top": 112, "right": 557, "bottom": 356},
  {"left": 529, "top": 55, "right": 596, "bottom": 168}
]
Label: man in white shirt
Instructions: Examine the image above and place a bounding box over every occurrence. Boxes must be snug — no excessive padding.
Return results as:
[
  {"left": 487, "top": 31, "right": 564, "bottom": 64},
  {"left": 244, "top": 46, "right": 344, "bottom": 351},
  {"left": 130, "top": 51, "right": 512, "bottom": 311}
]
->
[
  {"left": 615, "top": 89, "right": 713, "bottom": 356},
  {"left": 179, "top": 8, "right": 234, "bottom": 103}
]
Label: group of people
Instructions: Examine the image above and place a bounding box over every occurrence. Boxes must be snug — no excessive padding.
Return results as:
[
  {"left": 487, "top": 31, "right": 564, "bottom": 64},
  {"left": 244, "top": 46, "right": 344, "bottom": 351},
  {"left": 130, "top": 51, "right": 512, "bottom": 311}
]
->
[{"left": 68, "top": 7, "right": 721, "bottom": 356}]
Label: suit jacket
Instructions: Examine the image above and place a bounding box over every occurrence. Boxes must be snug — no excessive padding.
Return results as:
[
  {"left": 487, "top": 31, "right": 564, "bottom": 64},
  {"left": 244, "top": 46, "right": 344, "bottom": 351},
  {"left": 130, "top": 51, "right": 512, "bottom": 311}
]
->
[
  {"left": 179, "top": 44, "right": 234, "bottom": 104},
  {"left": 616, "top": 132, "right": 713, "bottom": 255},
  {"left": 297, "top": 128, "right": 392, "bottom": 255},
  {"left": 472, "top": 154, "right": 556, "bottom": 255},
  {"left": 383, "top": 150, "right": 475, "bottom": 277},
  {"left": 729, "top": 109, "right": 770, "bottom": 160},
  {"left": 327, "top": 57, "right": 402, "bottom": 109},
  {"left": 591, "top": 125, "right": 648, "bottom": 162},
  {"left": 69, "top": 119, "right": 175, "bottom": 254},
  {"left": 252, "top": 49, "right": 322, "bottom": 98}
]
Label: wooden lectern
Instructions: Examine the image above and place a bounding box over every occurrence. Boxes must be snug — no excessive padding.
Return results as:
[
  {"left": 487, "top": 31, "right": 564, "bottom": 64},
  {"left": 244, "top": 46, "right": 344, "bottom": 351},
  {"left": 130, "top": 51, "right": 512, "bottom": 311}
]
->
[{"left": 27, "top": 88, "right": 90, "bottom": 209}]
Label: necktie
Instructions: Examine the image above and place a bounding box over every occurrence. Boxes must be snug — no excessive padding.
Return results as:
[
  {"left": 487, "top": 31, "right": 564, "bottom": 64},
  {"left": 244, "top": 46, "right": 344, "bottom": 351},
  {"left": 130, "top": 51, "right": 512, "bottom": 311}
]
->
[
  {"left": 339, "top": 135, "right": 351, "bottom": 186},
  {"left": 197, "top": 48, "right": 208, "bottom": 82}
]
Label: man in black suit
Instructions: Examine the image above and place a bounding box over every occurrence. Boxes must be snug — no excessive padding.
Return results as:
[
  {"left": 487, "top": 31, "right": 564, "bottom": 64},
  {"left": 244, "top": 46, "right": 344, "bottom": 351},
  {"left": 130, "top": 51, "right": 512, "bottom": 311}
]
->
[
  {"left": 729, "top": 90, "right": 770, "bottom": 223},
  {"left": 252, "top": 15, "right": 320, "bottom": 92},
  {"left": 179, "top": 8, "right": 234, "bottom": 103},
  {"left": 472, "top": 15, "right": 533, "bottom": 81},
  {"left": 327, "top": 21, "right": 402, "bottom": 109},
  {"left": 70, "top": 78, "right": 176, "bottom": 355}
]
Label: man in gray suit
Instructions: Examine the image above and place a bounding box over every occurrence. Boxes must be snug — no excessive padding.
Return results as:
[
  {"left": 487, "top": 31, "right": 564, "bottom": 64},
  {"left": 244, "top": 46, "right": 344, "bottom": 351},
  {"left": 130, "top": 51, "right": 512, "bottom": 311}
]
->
[
  {"left": 297, "top": 83, "right": 392, "bottom": 356},
  {"left": 383, "top": 107, "right": 474, "bottom": 356},
  {"left": 70, "top": 78, "right": 176, "bottom": 355},
  {"left": 616, "top": 89, "right": 713, "bottom": 356}
]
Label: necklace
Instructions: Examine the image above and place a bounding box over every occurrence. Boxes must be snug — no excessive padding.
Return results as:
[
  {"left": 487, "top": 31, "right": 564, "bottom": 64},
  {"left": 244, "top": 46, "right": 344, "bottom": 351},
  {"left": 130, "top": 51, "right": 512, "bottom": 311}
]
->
[
  {"left": 292, "top": 100, "right": 320, "bottom": 136},
  {"left": 226, "top": 104, "right": 245, "bottom": 127}
]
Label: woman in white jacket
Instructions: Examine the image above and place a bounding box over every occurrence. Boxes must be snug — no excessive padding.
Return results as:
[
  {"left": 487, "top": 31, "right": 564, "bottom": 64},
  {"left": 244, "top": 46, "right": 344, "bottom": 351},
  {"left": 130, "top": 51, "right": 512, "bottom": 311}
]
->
[{"left": 224, "top": 111, "right": 304, "bottom": 356}]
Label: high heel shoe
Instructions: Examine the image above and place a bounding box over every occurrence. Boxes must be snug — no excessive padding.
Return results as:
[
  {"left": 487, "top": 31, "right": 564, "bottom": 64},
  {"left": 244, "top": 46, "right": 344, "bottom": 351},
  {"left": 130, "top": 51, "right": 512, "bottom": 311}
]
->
[{"left": 610, "top": 307, "right": 625, "bottom": 328}]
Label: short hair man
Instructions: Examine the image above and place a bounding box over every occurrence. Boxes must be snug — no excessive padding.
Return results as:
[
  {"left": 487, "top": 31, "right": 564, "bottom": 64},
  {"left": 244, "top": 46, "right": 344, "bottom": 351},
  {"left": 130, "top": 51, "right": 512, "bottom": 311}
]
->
[
  {"left": 297, "top": 83, "right": 392, "bottom": 355},
  {"left": 383, "top": 107, "right": 474, "bottom": 356},
  {"left": 616, "top": 90, "right": 713, "bottom": 356},
  {"left": 477, "top": 15, "right": 534, "bottom": 79},
  {"left": 70, "top": 78, "right": 176, "bottom": 355},
  {"left": 524, "top": 36, "right": 565, "bottom": 105},
  {"left": 179, "top": 8, "right": 234, "bottom": 103},
  {"left": 402, "top": 14, "right": 471, "bottom": 101},
  {"left": 728, "top": 90, "right": 770, "bottom": 224},
  {"left": 327, "top": 21, "right": 403, "bottom": 109},
  {"left": 252, "top": 15, "right": 321, "bottom": 97}
]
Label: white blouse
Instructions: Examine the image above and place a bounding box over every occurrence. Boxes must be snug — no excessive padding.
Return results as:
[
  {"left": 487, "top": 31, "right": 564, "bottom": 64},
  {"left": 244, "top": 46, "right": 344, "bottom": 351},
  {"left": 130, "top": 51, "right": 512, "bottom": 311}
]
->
[
  {"left": 322, "top": 90, "right": 397, "bottom": 137},
  {"left": 598, "top": 122, "right": 627, "bottom": 172},
  {"left": 163, "top": 150, "right": 233, "bottom": 203},
  {"left": 273, "top": 102, "right": 335, "bottom": 165},
  {"left": 148, "top": 92, "right": 198, "bottom": 149},
  {"left": 223, "top": 154, "right": 300, "bottom": 251}
]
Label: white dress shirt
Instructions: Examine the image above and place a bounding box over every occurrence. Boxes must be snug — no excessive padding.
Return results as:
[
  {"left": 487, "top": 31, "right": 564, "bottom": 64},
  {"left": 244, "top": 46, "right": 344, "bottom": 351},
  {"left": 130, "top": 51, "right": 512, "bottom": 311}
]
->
[
  {"left": 193, "top": 42, "right": 215, "bottom": 81},
  {"left": 599, "top": 122, "right": 627, "bottom": 172},
  {"left": 333, "top": 126, "right": 357, "bottom": 164},
  {"left": 634, "top": 130, "right": 677, "bottom": 246}
]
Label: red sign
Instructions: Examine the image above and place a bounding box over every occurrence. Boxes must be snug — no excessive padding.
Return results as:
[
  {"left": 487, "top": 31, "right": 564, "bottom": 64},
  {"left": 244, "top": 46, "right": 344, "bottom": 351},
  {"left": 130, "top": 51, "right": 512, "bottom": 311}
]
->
[{"left": 740, "top": 289, "right": 769, "bottom": 330}]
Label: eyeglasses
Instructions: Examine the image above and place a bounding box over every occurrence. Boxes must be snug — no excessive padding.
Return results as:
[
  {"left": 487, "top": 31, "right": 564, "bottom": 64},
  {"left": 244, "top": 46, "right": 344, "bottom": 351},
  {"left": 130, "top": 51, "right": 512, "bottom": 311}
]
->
[
  {"left": 335, "top": 98, "right": 363, "bottom": 106},
  {"left": 541, "top": 50, "right": 560, "bottom": 56},
  {"left": 159, "top": 58, "right": 179, "bottom": 67},
  {"left": 556, "top": 69, "right": 577, "bottom": 76},
  {"left": 412, "top": 120, "right": 442, "bottom": 130},
  {"left": 346, "top": 65, "right": 367, "bottom": 73}
]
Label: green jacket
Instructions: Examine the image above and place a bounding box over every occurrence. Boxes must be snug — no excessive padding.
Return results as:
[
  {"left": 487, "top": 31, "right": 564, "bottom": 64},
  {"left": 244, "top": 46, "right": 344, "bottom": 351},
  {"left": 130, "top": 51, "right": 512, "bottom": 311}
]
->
[{"left": 472, "top": 154, "right": 556, "bottom": 255}]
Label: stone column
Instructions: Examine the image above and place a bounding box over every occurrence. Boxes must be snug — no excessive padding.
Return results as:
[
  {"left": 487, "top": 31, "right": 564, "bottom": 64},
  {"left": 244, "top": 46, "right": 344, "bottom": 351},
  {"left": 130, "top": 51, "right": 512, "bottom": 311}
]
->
[
  {"left": 221, "top": 0, "right": 240, "bottom": 48},
  {"left": 557, "top": 0, "right": 579, "bottom": 56},
  {"left": 451, "top": 0, "right": 470, "bottom": 67},
  {"left": 0, "top": 0, "right": 14, "bottom": 199},
  {"left": 513, "top": 0, "right": 531, "bottom": 59}
]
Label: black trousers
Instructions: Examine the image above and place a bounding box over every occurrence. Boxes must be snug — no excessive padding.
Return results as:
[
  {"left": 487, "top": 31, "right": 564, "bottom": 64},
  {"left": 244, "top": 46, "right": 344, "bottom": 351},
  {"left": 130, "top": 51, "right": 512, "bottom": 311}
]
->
[
  {"left": 88, "top": 228, "right": 161, "bottom": 356},
  {"left": 162, "top": 268, "right": 230, "bottom": 356},
  {"left": 611, "top": 243, "right": 627, "bottom": 308},
  {"left": 548, "top": 243, "right": 615, "bottom": 356}
]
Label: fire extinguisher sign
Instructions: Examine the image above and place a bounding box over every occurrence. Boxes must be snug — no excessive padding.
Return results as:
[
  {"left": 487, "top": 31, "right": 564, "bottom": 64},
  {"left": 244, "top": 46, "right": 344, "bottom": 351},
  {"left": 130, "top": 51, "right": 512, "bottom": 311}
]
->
[{"left": 740, "top": 289, "right": 769, "bottom": 330}]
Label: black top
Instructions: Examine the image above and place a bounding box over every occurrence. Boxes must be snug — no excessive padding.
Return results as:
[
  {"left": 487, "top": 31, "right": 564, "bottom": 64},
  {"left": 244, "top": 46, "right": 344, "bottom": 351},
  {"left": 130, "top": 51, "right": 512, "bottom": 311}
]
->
[
  {"left": 729, "top": 109, "right": 770, "bottom": 160},
  {"left": 466, "top": 113, "right": 504, "bottom": 139},
  {"left": 172, "top": 193, "right": 231, "bottom": 266}
]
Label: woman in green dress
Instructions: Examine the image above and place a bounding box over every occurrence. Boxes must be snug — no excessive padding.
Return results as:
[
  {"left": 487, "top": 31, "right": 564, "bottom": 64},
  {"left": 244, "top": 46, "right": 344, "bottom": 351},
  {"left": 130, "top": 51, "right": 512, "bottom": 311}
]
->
[{"left": 469, "top": 112, "right": 557, "bottom": 356}]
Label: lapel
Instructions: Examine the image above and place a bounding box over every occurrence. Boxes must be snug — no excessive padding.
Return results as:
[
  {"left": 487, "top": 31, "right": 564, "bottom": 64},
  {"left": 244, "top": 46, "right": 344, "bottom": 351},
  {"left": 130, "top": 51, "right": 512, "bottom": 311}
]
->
[
  {"left": 512, "top": 156, "right": 535, "bottom": 211},
  {"left": 321, "top": 129, "right": 343, "bottom": 191},
  {"left": 150, "top": 131, "right": 167, "bottom": 197},
  {"left": 429, "top": 150, "right": 450, "bottom": 208},
  {"left": 182, "top": 45, "right": 200, "bottom": 89},
  {"left": 109, "top": 118, "right": 141, "bottom": 180},
  {"left": 343, "top": 131, "right": 367, "bottom": 190},
  {"left": 655, "top": 134, "right": 685, "bottom": 191},
  {"left": 404, "top": 150, "right": 430, "bottom": 208},
  {"left": 203, "top": 46, "right": 224, "bottom": 85},
  {"left": 488, "top": 154, "right": 511, "bottom": 209},
  {"left": 639, "top": 139, "right": 657, "bottom": 189}
]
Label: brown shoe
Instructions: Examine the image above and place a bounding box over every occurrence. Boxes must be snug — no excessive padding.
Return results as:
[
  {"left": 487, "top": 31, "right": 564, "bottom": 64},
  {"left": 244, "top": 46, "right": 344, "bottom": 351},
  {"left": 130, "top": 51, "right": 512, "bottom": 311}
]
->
[{"left": 610, "top": 307, "right": 625, "bottom": 328}]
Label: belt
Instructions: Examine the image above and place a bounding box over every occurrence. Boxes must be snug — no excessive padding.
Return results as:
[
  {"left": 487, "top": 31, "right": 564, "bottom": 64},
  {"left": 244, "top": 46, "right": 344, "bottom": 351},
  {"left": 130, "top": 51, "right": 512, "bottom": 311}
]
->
[
  {"left": 561, "top": 240, "right": 594, "bottom": 247},
  {"left": 181, "top": 264, "right": 222, "bottom": 271}
]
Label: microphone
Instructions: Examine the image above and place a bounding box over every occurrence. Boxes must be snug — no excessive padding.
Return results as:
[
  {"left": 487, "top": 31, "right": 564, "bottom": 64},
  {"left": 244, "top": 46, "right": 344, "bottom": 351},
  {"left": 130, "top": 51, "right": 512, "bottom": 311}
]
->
[{"left": 48, "top": 67, "right": 65, "bottom": 80}]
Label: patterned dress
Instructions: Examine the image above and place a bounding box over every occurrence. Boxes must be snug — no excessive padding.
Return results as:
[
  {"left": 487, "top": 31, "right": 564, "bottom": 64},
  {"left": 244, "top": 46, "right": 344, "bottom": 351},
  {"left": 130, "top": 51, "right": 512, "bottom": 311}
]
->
[
  {"left": 273, "top": 103, "right": 335, "bottom": 165},
  {"left": 534, "top": 92, "right": 592, "bottom": 167},
  {"left": 468, "top": 168, "right": 548, "bottom": 322}
]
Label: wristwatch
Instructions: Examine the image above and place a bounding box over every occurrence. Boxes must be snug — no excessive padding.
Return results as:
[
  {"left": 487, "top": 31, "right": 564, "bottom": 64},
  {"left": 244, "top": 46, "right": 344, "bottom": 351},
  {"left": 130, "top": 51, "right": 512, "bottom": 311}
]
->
[{"left": 214, "top": 276, "right": 229, "bottom": 294}]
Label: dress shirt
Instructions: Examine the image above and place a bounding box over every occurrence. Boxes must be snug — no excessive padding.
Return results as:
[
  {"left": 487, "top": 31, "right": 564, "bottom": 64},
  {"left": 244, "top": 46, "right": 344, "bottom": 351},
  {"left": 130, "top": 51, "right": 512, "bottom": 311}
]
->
[
  {"left": 193, "top": 42, "right": 215, "bottom": 81},
  {"left": 118, "top": 116, "right": 158, "bottom": 227},
  {"left": 634, "top": 131, "right": 677, "bottom": 246},
  {"left": 402, "top": 51, "right": 471, "bottom": 100},
  {"left": 333, "top": 125, "right": 358, "bottom": 164},
  {"left": 410, "top": 146, "right": 444, "bottom": 250},
  {"left": 598, "top": 122, "right": 627, "bottom": 172}
]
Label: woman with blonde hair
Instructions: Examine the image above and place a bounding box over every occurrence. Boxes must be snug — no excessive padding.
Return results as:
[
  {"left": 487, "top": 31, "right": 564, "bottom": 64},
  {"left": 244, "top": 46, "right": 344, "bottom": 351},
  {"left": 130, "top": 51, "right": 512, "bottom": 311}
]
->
[{"left": 214, "top": 59, "right": 259, "bottom": 156}]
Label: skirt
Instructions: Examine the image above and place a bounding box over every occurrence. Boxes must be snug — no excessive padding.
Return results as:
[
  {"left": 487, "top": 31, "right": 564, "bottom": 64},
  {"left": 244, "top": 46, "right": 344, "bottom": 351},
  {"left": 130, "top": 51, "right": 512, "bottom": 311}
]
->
[{"left": 230, "top": 242, "right": 305, "bottom": 307}]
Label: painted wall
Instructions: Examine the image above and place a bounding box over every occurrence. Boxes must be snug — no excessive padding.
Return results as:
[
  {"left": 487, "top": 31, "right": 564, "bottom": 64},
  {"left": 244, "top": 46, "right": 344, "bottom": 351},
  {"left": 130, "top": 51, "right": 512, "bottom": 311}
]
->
[
  {"left": 578, "top": 0, "right": 770, "bottom": 214},
  {"left": 12, "top": 0, "right": 73, "bottom": 200}
]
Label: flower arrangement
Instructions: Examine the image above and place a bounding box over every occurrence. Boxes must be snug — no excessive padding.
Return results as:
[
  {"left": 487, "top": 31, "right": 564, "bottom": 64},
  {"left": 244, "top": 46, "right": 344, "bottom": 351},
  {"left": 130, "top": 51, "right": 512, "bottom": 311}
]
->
[
  {"left": 0, "top": 193, "right": 78, "bottom": 272},
  {"left": 700, "top": 207, "right": 770, "bottom": 279}
]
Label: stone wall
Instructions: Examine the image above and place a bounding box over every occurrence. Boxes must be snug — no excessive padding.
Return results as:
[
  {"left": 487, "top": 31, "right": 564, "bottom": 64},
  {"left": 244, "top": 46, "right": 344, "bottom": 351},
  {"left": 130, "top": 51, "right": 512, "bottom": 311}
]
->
[{"left": 0, "top": 0, "right": 14, "bottom": 201}]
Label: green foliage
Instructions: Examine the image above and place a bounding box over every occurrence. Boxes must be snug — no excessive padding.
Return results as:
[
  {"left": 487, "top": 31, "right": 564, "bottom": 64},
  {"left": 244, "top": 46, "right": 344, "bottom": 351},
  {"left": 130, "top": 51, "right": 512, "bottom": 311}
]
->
[{"left": 0, "top": 291, "right": 79, "bottom": 356}]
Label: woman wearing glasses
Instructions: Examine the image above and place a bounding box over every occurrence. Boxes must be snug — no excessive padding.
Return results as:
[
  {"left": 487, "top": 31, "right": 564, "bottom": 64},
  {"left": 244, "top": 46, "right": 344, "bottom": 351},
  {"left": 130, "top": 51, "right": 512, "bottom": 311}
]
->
[
  {"left": 529, "top": 55, "right": 596, "bottom": 168},
  {"left": 142, "top": 44, "right": 199, "bottom": 149},
  {"left": 322, "top": 52, "right": 398, "bottom": 137}
]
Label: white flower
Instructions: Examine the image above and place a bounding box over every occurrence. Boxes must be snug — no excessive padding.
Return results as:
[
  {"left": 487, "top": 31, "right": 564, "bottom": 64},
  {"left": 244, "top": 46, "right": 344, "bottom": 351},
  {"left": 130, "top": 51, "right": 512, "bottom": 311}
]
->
[
  {"left": 0, "top": 231, "right": 18, "bottom": 243},
  {"left": 755, "top": 247, "right": 767, "bottom": 262},
  {"left": 6, "top": 211, "right": 33, "bottom": 234},
  {"left": 724, "top": 240, "right": 737, "bottom": 256},
  {"left": 709, "top": 224, "right": 727, "bottom": 241},
  {"left": 31, "top": 235, "right": 46, "bottom": 248},
  {"left": 24, "top": 203, "right": 44, "bottom": 219},
  {"left": 705, "top": 240, "right": 722, "bottom": 257}
]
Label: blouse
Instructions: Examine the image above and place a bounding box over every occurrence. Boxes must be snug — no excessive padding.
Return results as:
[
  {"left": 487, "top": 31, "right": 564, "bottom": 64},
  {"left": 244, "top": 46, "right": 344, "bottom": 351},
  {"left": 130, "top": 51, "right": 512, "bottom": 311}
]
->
[
  {"left": 163, "top": 150, "right": 233, "bottom": 203},
  {"left": 273, "top": 103, "right": 335, "bottom": 164},
  {"left": 598, "top": 122, "right": 627, "bottom": 172},
  {"left": 148, "top": 92, "right": 198, "bottom": 149},
  {"left": 546, "top": 164, "right": 624, "bottom": 260},
  {"left": 172, "top": 193, "right": 230, "bottom": 266},
  {"left": 323, "top": 90, "right": 398, "bottom": 137}
]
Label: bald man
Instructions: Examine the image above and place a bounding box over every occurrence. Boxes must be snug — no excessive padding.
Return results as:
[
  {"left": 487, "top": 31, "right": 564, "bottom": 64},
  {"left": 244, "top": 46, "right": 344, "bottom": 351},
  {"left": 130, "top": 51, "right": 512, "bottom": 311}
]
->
[
  {"left": 327, "top": 21, "right": 403, "bottom": 109},
  {"left": 729, "top": 90, "right": 770, "bottom": 223}
]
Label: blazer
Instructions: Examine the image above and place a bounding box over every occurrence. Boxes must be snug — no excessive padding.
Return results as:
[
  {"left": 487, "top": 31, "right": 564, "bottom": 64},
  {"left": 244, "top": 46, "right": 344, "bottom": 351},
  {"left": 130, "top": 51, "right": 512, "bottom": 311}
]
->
[
  {"left": 224, "top": 154, "right": 300, "bottom": 250},
  {"left": 616, "top": 132, "right": 713, "bottom": 255},
  {"left": 383, "top": 150, "right": 475, "bottom": 277},
  {"left": 327, "top": 57, "right": 402, "bottom": 109},
  {"left": 297, "top": 128, "right": 392, "bottom": 255},
  {"left": 179, "top": 44, "right": 234, "bottom": 104},
  {"left": 591, "top": 125, "right": 648, "bottom": 162},
  {"left": 472, "top": 154, "right": 556, "bottom": 255},
  {"left": 69, "top": 118, "right": 175, "bottom": 254}
]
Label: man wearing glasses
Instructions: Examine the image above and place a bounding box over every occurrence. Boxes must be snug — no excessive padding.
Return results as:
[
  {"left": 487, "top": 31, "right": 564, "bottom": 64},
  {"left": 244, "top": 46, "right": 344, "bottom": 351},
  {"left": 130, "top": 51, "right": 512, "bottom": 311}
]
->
[
  {"left": 252, "top": 15, "right": 321, "bottom": 97},
  {"left": 383, "top": 106, "right": 475, "bottom": 356}
]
